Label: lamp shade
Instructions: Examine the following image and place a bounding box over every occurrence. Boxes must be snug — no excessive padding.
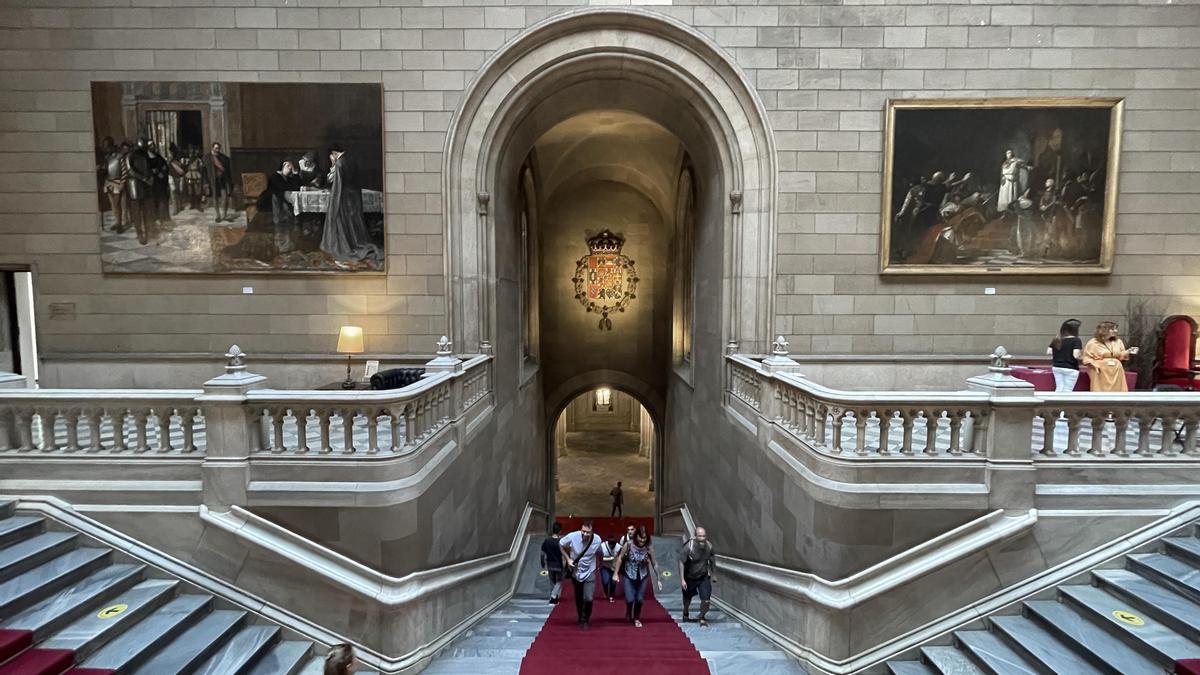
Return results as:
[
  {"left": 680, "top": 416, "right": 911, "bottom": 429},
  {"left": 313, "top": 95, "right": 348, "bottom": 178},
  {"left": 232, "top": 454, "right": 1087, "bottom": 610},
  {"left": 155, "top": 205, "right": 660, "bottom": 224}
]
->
[{"left": 336, "top": 325, "right": 364, "bottom": 354}]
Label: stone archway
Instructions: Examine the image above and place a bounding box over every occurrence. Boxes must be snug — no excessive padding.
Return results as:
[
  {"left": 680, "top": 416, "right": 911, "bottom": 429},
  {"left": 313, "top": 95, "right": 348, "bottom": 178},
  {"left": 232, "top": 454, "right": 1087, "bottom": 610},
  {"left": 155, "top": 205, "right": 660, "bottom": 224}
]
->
[{"left": 442, "top": 7, "right": 778, "bottom": 356}]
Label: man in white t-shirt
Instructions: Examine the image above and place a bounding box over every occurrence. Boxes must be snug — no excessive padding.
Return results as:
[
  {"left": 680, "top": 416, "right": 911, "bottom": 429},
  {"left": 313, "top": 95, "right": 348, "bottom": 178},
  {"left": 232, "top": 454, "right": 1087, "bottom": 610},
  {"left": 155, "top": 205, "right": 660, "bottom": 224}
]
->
[{"left": 559, "top": 520, "right": 604, "bottom": 630}]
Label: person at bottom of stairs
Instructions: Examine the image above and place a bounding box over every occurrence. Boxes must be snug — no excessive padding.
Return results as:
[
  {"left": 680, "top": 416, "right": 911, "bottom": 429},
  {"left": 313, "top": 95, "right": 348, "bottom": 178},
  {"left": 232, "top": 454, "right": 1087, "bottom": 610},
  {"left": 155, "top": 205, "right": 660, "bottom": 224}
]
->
[
  {"left": 680, "top": 526, "right": 716, "bottom": 627},
  {"left": 325, "top": 643, "right": 355, "bottom": 675},
  {"left": 614, "top": 525, "right": 662, "bottom": 627},
  {"left": 540, "top": 522, "right": 565, "bottom": 605}
]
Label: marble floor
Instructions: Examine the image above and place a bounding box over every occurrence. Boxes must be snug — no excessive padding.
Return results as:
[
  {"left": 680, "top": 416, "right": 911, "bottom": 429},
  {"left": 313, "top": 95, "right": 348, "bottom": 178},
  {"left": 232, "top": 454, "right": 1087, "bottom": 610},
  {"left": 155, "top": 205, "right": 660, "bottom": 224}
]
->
[{"left": 556, "top": 431, "right": 653, "bottom": 517}]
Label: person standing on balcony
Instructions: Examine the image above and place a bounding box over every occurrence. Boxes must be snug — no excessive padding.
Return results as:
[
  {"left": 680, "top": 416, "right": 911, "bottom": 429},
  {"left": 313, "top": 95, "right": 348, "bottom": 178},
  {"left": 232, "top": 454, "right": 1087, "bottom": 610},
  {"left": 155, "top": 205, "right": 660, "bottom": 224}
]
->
[
  {"left": 614, "top": 525, "right": 661, "bottom": 627},
  {"left": 610, "top": 481, "right": 624, "bottom": 518},
  {"left": 540, "top": 522, "right": 564, "bottom": 605},
  {"left": 1047, "top": 319, "right": 1083, "bottom": 392},
  {"left": 680, "top": 527, "right": 716, "bottom": 627},
  {"left": 560, "top": 520, "right": 603, "bottom": 630},
  {"left": 1082, "top": 321, "right": 1139, "bottom": 392}
]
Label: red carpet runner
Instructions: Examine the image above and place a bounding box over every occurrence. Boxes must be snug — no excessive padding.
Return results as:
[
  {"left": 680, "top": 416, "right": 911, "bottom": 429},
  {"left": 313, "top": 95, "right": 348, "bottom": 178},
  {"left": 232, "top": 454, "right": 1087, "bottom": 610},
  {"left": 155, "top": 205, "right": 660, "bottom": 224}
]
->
[
  {"left": 519, "top": 571, "right": 709, "bottom": 675},
  {"left": 554, "top": 517, "right": 654, "bottom": 539}
]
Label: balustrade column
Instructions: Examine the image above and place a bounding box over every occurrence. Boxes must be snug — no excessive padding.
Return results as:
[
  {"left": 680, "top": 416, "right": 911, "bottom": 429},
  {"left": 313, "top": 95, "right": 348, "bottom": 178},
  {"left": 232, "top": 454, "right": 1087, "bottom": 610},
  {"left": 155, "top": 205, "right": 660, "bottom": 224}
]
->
[
  {"left": 966, "top": 348, "right": 1038, "bottom": 512},
  {"left": 197, "top": 346, "right": 267, "bottom": 511}
]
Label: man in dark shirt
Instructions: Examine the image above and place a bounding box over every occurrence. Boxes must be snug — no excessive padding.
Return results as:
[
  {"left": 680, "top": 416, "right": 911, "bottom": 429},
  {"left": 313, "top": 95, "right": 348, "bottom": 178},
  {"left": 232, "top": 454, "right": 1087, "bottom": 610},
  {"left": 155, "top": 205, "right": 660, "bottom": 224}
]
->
[
  {"left": 540, "top": 523, "right": 564, "bottom": 604},
  {"left": 679, "top": 526, "right": 716, "bottom": 626},
  {"left": 610, "top": 481, "right": 623, "bottom": 518}
]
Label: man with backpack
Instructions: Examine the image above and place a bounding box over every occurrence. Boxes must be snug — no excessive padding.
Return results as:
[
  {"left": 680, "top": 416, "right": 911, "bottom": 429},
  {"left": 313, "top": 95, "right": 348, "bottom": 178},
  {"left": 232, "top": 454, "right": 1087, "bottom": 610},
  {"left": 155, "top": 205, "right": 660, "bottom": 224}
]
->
[
  {"left": 680, "top": 526, "right": 717, "bottom": 626},
  {"left": 540, "top": 523, "right": 565, "bottom": 605},
  {"left": 559, "top": 519, "right": 604, "bottom": 630}
]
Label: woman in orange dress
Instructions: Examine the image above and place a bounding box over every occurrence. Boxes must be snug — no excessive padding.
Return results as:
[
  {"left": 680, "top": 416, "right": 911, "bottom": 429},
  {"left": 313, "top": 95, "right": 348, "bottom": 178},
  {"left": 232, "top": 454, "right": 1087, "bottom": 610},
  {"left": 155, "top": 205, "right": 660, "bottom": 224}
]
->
[{"left": 1081, "top": 321, "right": 1139, "bottom": 392}]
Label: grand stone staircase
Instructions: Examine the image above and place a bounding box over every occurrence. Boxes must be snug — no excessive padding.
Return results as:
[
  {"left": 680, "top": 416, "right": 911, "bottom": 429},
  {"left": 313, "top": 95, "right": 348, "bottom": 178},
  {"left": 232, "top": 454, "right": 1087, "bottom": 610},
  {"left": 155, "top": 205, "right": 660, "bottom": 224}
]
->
[
  {"left": 422, "top": 534, "right": 806, "bottom": 674},
  {"left": 886, "top": 523, "right": 1200, "bottom": 674},
  {"left": 0, "top": 500, "right": 353, "bottom": 674}
]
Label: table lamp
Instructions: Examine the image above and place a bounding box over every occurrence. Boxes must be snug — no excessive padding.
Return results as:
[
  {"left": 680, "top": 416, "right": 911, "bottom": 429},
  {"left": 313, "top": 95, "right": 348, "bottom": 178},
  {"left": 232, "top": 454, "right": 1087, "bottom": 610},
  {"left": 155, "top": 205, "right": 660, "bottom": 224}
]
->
[{"left": 336, "top": 325, "right": 364, "bottom": 389}]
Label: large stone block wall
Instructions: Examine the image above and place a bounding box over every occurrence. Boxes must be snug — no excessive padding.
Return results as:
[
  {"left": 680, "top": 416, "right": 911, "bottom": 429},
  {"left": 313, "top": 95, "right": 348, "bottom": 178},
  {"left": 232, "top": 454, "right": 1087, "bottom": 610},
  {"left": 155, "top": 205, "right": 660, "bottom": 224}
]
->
[{"left": 0, "top": 1, "right": 1197, "bottom": 361}]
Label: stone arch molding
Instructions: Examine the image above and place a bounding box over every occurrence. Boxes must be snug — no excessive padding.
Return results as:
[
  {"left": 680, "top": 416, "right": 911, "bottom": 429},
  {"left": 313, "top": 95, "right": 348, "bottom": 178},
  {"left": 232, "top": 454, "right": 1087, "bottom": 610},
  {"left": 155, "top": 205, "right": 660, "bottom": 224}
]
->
[{"left": 442, "top": 7, "right": 778, "bottom": 355}]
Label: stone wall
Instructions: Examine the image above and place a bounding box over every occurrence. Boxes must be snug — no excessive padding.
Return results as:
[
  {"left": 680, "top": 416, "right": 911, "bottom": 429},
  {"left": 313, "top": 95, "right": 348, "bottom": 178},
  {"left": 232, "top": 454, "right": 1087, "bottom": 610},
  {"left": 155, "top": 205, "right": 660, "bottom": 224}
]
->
[{"left": 1, "top": 1, "right": 1197, "bottom": 362}]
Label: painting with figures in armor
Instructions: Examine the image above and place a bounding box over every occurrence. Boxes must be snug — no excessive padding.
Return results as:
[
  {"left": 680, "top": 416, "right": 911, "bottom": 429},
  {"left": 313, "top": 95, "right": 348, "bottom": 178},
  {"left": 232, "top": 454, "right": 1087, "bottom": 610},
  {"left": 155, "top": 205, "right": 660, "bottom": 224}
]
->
[
  {"left": 880, "top": 98, "right": 1123, "bottom": 275},
  {"left": 90, "top": 81, "right": 385, "bottom": 273}
]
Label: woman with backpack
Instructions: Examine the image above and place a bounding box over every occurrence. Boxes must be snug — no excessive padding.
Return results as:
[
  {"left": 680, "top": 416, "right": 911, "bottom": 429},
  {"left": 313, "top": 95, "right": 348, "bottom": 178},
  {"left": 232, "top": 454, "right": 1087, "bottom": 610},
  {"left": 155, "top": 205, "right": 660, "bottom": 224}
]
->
[{"left": 614, "top": 525, "right": 662, "bottom": 627}]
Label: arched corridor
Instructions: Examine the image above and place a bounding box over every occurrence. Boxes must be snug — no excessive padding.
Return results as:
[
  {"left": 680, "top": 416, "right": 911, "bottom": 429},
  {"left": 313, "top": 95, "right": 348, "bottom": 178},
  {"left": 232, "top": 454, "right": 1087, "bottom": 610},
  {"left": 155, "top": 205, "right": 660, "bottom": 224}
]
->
[{"left": 553, "top": 387, "right": 655, "bottom": 518}]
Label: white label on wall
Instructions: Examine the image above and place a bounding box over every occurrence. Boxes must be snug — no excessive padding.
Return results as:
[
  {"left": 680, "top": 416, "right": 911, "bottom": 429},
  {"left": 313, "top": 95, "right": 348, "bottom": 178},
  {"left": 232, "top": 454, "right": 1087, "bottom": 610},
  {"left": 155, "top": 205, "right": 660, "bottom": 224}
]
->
[
  {"left": 984, "top": 287, "right": 997, "bottom": 295},
  {"left": 242, "top": 287, "right": 253, "bottom": 294}
]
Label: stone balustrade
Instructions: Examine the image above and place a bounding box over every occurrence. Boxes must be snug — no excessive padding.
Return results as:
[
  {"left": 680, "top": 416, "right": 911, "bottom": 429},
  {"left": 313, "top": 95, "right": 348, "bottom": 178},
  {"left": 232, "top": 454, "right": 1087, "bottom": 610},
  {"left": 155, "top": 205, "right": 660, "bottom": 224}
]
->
[
  {"left": 728, "top": 351, "right": 1199, "bottom": 462},
  {"left": 0, "top": 343, "right": 492, "bottom": 460},
  {"left": 0, "top": 390, "right": 204, "bottom": 454}
]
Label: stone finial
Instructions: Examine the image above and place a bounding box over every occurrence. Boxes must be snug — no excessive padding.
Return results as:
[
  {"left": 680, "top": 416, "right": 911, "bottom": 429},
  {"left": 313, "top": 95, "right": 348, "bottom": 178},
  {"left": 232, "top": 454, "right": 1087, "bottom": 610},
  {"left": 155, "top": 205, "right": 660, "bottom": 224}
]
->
[
  {"left": 479, "top": 339, "right": 493, "bottom": 356},
  {"left": 772, "top": 335, "right": 790, "bottom": 357},
  {"left": 436, "top": 335, "right": 453, "bottom": 357},
  {"left": 725, "top": 339, "right": 740, "bottom": 356},
  {"left": 729, "top": 190, "right": 743, "bottom": 215},
  {"left": 476, "top": 192, "right": 490, "bottom": 215},
  {"left": 988, "top": 345, "right": 1012, "bottom": 374},
  {"left": 224, "top": 345, "right": 247, "bottom": 373}
]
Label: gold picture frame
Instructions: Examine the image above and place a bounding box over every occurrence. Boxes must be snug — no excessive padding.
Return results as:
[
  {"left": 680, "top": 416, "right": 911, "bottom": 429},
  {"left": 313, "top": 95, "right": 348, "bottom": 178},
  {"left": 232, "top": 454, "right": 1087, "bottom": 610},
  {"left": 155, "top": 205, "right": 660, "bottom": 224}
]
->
[{"left": 880, "top": 97, "right": 1123, "bottom": 275}]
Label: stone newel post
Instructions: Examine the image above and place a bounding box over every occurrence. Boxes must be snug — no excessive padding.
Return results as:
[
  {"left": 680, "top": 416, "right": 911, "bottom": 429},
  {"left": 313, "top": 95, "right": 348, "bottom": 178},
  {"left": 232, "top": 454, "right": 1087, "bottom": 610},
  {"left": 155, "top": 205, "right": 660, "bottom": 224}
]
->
[
  {"left": 425, "top": 336, "right": 464, "bottom": 415},
  {"left": 966, "top": 346, "right": 1038, "bottom": 512},
  {"left": 197, "top": 345, "right": 267, "bottom": 511},
  {"left": 759, "top": 336, "right": 804, "bottom": 433}
]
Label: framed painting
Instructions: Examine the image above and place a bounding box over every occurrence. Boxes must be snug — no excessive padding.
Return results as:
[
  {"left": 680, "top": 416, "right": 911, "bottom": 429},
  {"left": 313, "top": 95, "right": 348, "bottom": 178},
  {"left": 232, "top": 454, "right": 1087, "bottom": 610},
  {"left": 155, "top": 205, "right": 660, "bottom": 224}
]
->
[
  {"left": 90, "top": 81, "right": 385, "bottom": 273},
  {"left": 880, "top": 97, "right": 1123, "bottom": 275}
]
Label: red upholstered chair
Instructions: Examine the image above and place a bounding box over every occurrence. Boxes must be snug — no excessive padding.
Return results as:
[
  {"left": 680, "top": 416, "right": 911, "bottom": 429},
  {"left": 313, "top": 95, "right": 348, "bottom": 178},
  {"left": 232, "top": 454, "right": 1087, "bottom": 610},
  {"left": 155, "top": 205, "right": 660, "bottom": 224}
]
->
[{"left": 1154, "top": 315, "right": 1199, "bottom": 390}]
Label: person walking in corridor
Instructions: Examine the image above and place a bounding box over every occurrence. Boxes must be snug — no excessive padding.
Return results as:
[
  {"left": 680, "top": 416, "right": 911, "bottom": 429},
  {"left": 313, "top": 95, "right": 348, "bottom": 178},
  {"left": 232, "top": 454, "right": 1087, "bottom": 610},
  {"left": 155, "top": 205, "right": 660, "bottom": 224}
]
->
[
  {"left": 610, "top": 481, "right": 624, "bottom": 518},
  {"left": 560, "top": 519, "right": 604, "bottom": 630},
  {"left": 540, "top": 523, "right": 564, "bottom": 605},
  {"left": 680, "top": 527, "right": 716, "bottom": 627},
  {"left": 614, "top": 525, "right": 662, "bottom": 627}
]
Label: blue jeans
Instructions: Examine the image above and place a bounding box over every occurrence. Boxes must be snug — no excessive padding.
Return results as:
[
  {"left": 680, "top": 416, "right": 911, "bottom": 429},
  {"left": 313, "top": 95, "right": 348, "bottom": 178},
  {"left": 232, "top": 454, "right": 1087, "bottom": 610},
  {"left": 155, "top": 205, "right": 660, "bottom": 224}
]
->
[
  {"left": 623, "top": 575, "right": 648, "bottom": 604},
  {"left": 601, "top": 567, "right": 616, "bottom": 598}
]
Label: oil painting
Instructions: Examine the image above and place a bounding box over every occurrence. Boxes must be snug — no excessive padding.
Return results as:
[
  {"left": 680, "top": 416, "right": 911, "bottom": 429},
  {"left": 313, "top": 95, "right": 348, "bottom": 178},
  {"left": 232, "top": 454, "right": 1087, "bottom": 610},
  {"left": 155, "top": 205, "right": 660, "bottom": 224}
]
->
[
  {"left": 91, "top": 81, "right": 384, "bottom": 273},
  {"left": 881, "top": 98, "right": 1122, "bottom": 275}
]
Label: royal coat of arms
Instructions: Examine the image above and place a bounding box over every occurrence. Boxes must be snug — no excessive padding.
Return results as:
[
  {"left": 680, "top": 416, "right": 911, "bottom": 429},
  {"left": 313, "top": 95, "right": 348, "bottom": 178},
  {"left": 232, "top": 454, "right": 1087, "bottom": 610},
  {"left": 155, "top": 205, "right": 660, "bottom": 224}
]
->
[{"left": 571, "top": 230, "right": 639, "bottom": 330}]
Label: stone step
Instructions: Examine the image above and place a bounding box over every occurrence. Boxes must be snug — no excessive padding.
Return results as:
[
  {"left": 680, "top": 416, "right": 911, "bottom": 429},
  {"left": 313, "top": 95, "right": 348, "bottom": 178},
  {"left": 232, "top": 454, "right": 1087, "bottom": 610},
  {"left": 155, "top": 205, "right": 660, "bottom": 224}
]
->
[
  {"left": 1024, "top": 598, "right": 1160, "bottom": 674},
  {"left": 80, "top": 593, "right": 211, "bottom": 671},
  {"left": 194, "top": 623, "right": 280, "bottom": 674},
  {"left": 2, "top": 563, "right": 144, "bottom": 638},
  {"left": 130, "top": 608, "right": 246, "bottom": 674},
  {"left": 1165, "top": 537, "right": 1200, "bottom": 567},
  {"left": 418, "top": 655, "right": 523, "bottom": 674},
  {"left": 245, "top": 640, "right": 313, "bottom": 675},
  {"left": 887, "top": 661, "right": 938, "bottom": 675},
  {"left": 0, "top": 515, "right": 43, "bottom": 548},
  {"left": 1127, "top": 553, "right": 1200, "bottom": 605},
  {"left": 921, "top": 645, "right": 985, "bottom": 674},
  {"left": 990, "top": 615, "right": 1104, "bottom": 675},
  {"left": 703, "top": 653, "right": 808, "bottom": 675},
  {"left": 0, "top": 502, "right": 14, "bottom": 519},
  {"left": 1094, "top": 568, "right": 1200, "bottom": 643},
  {"left": 41, "top": 577, "right": 180, "bottom": 658},
  {"left": 0, "top": 547, "right": 110, "bottom": 619},
  {"left": 954, "top": 629, "right": 1040, "bottom": 675},
  {"left": 1058, "top": 583, "right": 1200, "bottom": 666},
  {"left": 0, "top": 531, "right": 77, "bottom": 582}
]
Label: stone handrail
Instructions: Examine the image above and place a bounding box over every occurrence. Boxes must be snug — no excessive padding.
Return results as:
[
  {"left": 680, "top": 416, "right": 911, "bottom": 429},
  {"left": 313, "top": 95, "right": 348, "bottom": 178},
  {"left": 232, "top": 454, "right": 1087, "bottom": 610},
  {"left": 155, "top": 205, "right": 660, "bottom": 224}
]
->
[{"left": 728, "top": 351, "right": 1200, "bottom": 463}]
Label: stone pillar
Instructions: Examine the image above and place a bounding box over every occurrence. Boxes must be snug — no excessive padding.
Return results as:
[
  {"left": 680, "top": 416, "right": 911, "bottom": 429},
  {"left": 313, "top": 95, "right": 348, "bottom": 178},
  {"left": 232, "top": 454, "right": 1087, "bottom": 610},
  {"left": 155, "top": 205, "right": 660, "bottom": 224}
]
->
[
  {"left": 966, "top": 346, "right": 1039, "bottom": 512},
  {"left": 197, "top": 346, "right": 267, "bottom": 512},
  {"left": 638, "top": 407, "right": 653, "bottom": 458},
  {"left": 555, "top": 413, "right": 567, "bottom": 458},
  {"left": 425, "top": 336, "right": 464, "bottom": 415},
  {"left": 646, "top": 419, "right": 656, "bottom": 493}
]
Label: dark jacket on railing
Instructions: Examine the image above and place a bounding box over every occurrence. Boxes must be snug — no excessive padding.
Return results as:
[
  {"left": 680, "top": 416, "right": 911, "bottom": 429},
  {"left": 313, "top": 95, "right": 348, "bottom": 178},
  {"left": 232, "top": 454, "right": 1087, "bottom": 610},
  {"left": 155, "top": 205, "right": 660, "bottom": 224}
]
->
[{"left": 370, "top": 368, "right": 425, "bottom": 391}]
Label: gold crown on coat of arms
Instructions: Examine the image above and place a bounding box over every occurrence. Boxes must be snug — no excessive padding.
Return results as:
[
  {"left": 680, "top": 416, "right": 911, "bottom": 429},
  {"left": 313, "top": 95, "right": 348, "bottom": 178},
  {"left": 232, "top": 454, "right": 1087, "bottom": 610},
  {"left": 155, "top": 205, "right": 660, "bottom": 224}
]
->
[{"left": 585, "top": 229, "right": 625, "bottom": 255}]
